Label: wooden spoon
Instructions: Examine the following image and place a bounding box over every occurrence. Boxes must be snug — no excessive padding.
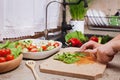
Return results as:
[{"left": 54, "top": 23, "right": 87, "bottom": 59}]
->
[{"left": 26, "top": 60, "right": 41, "bottom": 80}]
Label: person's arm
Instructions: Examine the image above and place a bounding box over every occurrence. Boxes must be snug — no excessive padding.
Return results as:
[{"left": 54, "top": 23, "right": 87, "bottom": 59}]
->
[
  {"left": 79, "top": 35, "right": 120, "bottom": 64},
  {"left": 106, "top": 39, "right": 120, "bottom": 53},
  {"left": 109, "top": 34, "right": 120, "bottom": 42}
]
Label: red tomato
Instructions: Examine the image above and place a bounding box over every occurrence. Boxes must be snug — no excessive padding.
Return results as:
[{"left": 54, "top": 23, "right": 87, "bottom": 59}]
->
[
  {"left": 41, "top": 46, "right": 47, "bottom": 51},
  {"left": 0, "top": 48, "right": 11, "bottom": 57},
  {"left": 47, "top": 42, "right": 51, "bottom": 46},
  {"left": 0, "top": 49, "right": 7, "bottom": 57},
  {"left": 27, "top": 45, "right": 37, "bottom": 51},
  {"left": 6, "top": 54, "right": 14, "bottom": 61},
  {"left": 90, "top": 36, "right": 98, "bottom": 42},
  {"left": 0, "top": 57, "right": 6, "bottom": 63},
  {"left": 53, "top": 42, "right": 59, "bottom": 47},
  {"left": 5, "top": 49, "right": 11, "bottom": 55},
  {"left": 30, "top": 48, "right": 38, "bottom": 52},
  {"left": 0, "top": 49, "right": 3, "bottom": 57}
]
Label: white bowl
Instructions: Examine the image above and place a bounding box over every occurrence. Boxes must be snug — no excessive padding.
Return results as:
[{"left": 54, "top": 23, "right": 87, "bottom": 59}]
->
[{"left": 21, "top": 39, "right": 62, "bottom": 59}]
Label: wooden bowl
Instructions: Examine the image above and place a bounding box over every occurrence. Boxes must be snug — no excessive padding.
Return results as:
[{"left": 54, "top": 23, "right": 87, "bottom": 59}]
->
[{"left": 0, "top": 54, "right": 23, "bottom": 73}]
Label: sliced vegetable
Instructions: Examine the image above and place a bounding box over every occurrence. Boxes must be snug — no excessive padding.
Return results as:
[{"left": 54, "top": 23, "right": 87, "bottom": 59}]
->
[
  {"left": 54, "top": 52, "right": 86, "bottom": 64},
  {"left": 53, "top": 42, "right": 59, "bottom": 47},
  {"left": 18, "top": 40, "right": 60, "bottom": 52},
  {"left": 30, "top": 48, "right": 38, "bottom": 52}
]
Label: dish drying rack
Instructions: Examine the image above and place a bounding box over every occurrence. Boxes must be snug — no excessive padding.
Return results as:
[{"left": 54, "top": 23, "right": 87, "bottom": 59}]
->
[{"left": 85, "top": 16, "right": 120, "bottom": 32}]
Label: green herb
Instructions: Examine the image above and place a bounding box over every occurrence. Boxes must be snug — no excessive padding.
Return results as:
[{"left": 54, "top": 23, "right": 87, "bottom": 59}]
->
[
  {"left": 101, "top": 35, "right": 111, "bottom": 44},
  {"left": 67, "top": 0, "right": 92, "bottom": 20},
  {"left": 54, "top": 52, "right": 86, "bottom": 64}
]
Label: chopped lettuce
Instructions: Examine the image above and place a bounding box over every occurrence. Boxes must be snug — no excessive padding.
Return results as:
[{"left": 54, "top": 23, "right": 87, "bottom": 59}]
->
[
  {"left": 65, "top": 31, "right": 87, "bottom": 42},
  {"left": 54, "top": 52, "right": 86, "bottom": 64}
]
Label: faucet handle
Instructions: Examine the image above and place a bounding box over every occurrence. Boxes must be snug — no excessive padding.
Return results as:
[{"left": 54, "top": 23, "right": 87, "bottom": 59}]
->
[
  {"left": 84, "top": 0, "right": 88, "bottom": 8},
  {"left": 66, "top": 24, "right": 73, "bottom": 30},
  {"left": 44, "top": 29, "right": 48, "bottom": 40}
]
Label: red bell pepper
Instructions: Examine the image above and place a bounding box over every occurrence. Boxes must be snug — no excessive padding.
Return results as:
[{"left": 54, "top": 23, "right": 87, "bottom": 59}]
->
[{"left": 68, "top": 38, "right": 83, "bottom": 47}]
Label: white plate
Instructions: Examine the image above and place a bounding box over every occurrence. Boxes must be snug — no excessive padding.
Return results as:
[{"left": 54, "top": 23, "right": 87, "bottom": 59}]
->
[
  {"left": 92, "top": 10, "right": 104, "bottom": 26},
  {"left": 87, "top": 9, "right": 98, "bottom": 26},
  {"left": 98, "top": 10, "right": 109, "bottom": 26},
  {"left": 87, "top": 10, "right": 95, "bottom": 25},
  {"left": 20, "top": 39, "right": 62, "bottom": 59}
]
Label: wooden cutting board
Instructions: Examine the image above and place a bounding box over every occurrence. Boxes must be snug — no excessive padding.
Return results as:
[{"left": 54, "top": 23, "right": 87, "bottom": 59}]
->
[{"left": 40, "top": 47, "right": 106, "bottom": 80}]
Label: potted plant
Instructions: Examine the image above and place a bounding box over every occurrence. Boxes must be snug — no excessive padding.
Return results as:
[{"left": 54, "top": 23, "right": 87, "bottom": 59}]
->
[{"left": 68, "top": 0, "right": 89, "bottom": 33}]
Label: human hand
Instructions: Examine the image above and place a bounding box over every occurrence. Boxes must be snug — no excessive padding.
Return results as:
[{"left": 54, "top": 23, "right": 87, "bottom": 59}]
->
[
  {"left": 79, "top": 40, "right": 102, "bottom": 53},
  {"left": 95, "top": 43, "right": 116, "bottom": 64},
  {"left": 79, "top": 40, "right": 116, "bottom": 64}
]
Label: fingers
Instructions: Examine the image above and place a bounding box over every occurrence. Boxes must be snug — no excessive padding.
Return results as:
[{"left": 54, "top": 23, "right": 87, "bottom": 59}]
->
[
  {"left": 80, "top": 40, "right": 97, "bottom": 52},
  {"left": 83, "top": 49, "right": 97, "bottom": 54}
]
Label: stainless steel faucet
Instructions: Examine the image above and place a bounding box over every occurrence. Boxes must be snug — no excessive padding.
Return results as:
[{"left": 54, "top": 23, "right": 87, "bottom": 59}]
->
[{"left": 45, "top": 0, "right": 88, "bottom": 40}]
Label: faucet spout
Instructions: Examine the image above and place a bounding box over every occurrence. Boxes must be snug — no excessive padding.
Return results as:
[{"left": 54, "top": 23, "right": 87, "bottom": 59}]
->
[{"left": 45, "top": 1, "right": 62, "bottom": 40}]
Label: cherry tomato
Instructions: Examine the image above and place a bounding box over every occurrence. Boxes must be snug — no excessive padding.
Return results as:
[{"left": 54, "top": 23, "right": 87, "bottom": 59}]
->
[
  {"left": 47, "top": 42, "right": 51, "bottom": 46},
  {"left": 41, "top": 46, "right": 47, "bottom": 51},
  {"left": 0, "top": 48, "right": 11, "bottom": 57},
  {"left": 0, "top": 49, "right": 3, "bottom": 57},
  {"left": 0, "top": 57, "right": 6, "bottom": 63},
  {"left": 30, "top": 48, "right": 38, "bottom": 52},
  {"left": 6, "top": 54, "right": 14, "bottom": 61},
  {"left": 5, "top": 48, "right": 11, "bottom": 55},
  {"left": 53, "top": 42, "right": 59, "bottom": 47},
  {"left": 90, "top": 36, "right": 98, "bottom": 42},
  {"left": 27, "top": 45, "right": 37, "bottom": 51},
  {"left": 0, "top": 49, "right": 7, "bottom": 57}
]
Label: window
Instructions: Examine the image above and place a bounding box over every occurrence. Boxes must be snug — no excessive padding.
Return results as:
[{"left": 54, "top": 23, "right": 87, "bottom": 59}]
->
[{"left": 0, "top": 0, "right": 61, "bottom": 39}]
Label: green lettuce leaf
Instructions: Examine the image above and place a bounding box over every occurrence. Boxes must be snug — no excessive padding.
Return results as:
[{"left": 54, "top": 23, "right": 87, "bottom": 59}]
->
[{"left": 65, "top": 31, "right": 87, "bottom": 42}]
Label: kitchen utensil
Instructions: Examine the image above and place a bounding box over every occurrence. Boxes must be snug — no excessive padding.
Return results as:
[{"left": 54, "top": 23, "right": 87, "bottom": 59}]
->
[
  {"left": 26, "top": 60, "right": 41, "bottom": 80},
  {"left": 40, "top": 47, "right": 106, "bottom": 80}
]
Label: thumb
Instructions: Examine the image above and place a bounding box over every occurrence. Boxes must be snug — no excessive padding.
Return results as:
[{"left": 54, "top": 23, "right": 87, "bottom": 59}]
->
[
  {"left": 84, "top": 49, "right": 97, "bottom": 54},
  {"left": 84, "top": 49, "right": 97, "bottom": 59}
]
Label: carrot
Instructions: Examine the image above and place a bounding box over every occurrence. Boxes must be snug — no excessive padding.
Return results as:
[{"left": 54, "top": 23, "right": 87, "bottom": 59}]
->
[{"left": 76, "top": 56, "right": 96, "bottom": 65}]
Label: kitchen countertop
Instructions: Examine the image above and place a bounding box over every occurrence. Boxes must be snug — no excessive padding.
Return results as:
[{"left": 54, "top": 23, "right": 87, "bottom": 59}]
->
[
  {"left": 0, "top": 27, "right": 120, "bottom": 80},
  {"left": 1, "top": 0, "right": 120, "bottom": 79}
]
